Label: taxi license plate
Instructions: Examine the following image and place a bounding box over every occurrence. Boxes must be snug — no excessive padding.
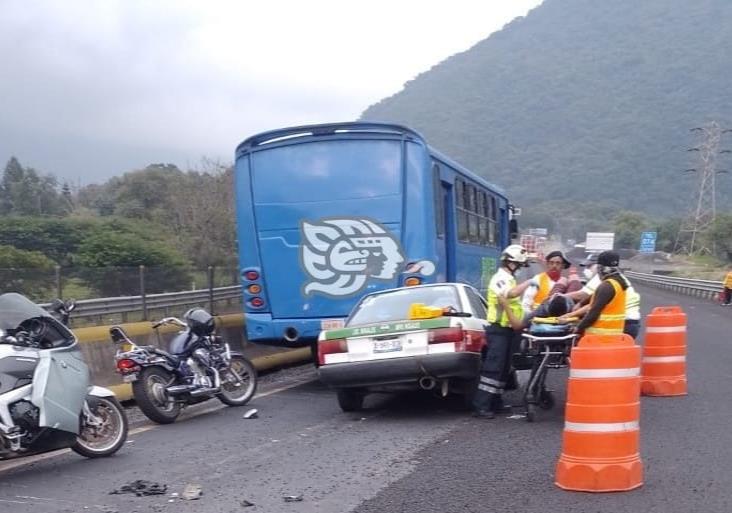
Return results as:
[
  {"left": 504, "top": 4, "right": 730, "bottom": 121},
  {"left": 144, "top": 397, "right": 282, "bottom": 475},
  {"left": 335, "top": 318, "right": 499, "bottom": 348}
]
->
[
  {"left": 122, "top": 373, "right": 138, "bottom": 383},
  {"left": 373, "top": 338, "right": 402, "bottom": 353}
]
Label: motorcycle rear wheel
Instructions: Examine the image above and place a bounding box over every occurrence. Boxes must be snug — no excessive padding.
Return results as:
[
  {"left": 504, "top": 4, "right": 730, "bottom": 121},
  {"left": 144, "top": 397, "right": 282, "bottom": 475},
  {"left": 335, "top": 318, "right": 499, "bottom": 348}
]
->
[
  {"left": 217, "top": 356, "right": 258, "bottom": 406},
  {"left": 72, "top": 396, "right": 128, "bottom": 458},
  {"left": 133, "top": 367, "right": 182, "bottom": 424}
]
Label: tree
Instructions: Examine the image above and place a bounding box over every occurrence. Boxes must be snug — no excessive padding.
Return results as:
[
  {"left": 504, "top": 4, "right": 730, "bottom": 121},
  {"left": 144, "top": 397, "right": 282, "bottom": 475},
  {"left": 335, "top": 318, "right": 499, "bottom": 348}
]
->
[
  {"left": 0, "top": 157, "right": 69, "bottom": 216},
  {"left": 612, "top": 211, "right": 652, "bottom": 250},
  {"left": 0, "top": 244, "right": 56, "bottom": 300},
  {"left": 74, "top": 231, "right": 191, "bottom": 296},
  {"left": 706, "top": 214, "right": 732, "bottom": 262}
]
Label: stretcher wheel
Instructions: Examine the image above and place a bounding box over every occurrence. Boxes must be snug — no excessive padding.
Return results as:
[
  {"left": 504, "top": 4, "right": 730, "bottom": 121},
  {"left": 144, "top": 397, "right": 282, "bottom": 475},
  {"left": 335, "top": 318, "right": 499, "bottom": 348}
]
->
[
  {"left": 539, "top": 390, "right": 555, "bottom": 410},
  {"left": 526, "top": 403, "right": 536, "bottom": 422}
]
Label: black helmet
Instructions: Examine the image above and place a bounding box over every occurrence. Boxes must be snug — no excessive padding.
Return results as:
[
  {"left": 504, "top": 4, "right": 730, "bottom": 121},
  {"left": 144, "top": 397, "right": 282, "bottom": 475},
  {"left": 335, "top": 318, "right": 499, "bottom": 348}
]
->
[{"left": 183, "top": 308, "right": 215, "bottom": 336}]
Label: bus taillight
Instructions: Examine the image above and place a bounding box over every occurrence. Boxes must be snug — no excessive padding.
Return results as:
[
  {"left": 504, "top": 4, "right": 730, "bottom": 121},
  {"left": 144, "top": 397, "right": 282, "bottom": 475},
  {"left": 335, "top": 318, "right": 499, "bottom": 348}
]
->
[
  {"left": 250, "top": 297, "right": 264, "bottom": 308},
  {"left": 248, "top": 284, "right": 261, "bottom": 294},
  {"left": 244, "top": 270, "right": 259, "bottom": 281},
  {"left": 318, "top": 338, "right": 348, "bottom": 365},
  {"left": 404, "top": 277, "right": 421, "bottom": 287}
]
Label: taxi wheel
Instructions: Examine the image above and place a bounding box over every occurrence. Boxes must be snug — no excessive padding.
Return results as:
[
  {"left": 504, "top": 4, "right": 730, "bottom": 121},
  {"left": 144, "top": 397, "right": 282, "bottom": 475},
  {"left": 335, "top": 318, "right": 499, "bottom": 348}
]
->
[{"left": 336, "top": 389, "right": 364, "bottom": 412}]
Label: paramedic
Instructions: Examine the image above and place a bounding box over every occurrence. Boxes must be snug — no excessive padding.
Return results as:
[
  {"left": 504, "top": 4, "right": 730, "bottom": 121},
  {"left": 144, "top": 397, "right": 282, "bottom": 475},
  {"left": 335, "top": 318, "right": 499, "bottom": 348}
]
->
[{"left": 473, "top": 244, "right": 531, "bottom": 419}]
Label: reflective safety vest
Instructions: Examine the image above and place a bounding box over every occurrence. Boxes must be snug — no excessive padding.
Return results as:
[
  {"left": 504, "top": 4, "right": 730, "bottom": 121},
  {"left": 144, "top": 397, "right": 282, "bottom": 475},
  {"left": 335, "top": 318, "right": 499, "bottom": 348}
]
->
[
  {"left": 625, "top": 285, "right": 641, "bottom": 321},
  {"left": 486, "top": 270, "right": 524, "bottom": 328},
  {"left": 532, "top": 273, "right": 552, "bottom": 310},
  {"left": 725, "top": 271, "right": 732, "bottom": 288},
  {"left": 586, "top": 278, "right": 627, "bottom": 335}
]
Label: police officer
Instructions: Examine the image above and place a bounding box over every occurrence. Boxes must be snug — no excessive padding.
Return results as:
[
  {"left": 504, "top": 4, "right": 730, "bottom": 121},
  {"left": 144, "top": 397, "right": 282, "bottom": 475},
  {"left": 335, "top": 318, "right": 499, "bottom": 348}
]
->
[{"left": 473, "top": 244, "right": 531, "bottom": 419}]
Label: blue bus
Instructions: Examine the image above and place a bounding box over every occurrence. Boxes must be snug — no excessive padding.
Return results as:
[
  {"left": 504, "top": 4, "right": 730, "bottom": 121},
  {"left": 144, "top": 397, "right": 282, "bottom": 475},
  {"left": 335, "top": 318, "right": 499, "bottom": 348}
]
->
[{"left": 234, "top": 122, "right": 516, "bottom": 347}]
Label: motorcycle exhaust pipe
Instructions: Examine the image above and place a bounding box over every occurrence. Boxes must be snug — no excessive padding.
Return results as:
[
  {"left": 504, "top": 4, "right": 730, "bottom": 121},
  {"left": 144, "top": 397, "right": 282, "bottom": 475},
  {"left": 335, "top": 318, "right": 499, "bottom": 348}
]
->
[{"left": 418, "top": 376, "right": 437, "bottom": 391}]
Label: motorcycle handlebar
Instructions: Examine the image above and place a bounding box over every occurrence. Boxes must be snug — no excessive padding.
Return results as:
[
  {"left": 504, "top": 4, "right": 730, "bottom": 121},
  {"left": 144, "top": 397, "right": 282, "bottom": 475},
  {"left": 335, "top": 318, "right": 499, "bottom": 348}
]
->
[{"left": 151, "top": 317, "right": 187, "bottom": 329}]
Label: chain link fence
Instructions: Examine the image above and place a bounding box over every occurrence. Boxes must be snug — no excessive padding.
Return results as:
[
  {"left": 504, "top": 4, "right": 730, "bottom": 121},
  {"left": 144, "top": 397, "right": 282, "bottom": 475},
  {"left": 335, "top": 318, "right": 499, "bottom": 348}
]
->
[{"left": 0, "top": 265, "right": 242, "bottom": 325}]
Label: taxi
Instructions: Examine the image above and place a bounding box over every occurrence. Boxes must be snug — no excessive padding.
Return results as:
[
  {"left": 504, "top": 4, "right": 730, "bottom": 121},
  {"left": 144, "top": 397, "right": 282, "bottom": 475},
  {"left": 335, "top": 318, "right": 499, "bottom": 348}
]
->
[{"left": 316, "top": 283, "right": 489, "bottom": 411}]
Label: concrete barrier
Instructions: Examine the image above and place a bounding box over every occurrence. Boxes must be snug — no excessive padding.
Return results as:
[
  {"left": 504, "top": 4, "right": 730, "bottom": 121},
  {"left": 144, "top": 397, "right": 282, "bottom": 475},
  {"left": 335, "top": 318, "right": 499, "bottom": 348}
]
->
[{"left": 74, "top": 313, "right": 313, "bottom": 401}]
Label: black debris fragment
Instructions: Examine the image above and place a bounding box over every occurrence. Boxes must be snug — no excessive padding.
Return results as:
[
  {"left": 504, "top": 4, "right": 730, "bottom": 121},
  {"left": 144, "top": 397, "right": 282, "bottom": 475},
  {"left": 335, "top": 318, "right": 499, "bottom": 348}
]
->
[
  {"left": 110, "top": 480, "right": 168, "bottom": 496},
  {"left": 240, "top": 499, "right": 255, "bottom": 507},
  {"left": 283, "top": 494, "right": 303, "bottom": 502}
]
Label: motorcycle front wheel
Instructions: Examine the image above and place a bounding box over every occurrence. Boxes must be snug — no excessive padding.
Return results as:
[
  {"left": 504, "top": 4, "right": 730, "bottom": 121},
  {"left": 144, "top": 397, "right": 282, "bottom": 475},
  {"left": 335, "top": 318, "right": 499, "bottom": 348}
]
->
[
  {"left": 133, "top": 366, "right": 182, "bottom": 424},
  {"left": 72, "top": 396, "right": 128, "bottom": 458},
  {"left": 217, "top": 356, "right": 258, "bottom": 406}
]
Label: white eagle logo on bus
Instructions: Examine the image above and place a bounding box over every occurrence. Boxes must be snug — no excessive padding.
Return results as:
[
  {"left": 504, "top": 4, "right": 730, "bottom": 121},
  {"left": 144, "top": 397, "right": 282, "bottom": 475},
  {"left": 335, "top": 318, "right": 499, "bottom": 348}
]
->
[{"left": 300, "top": 218, "right": 405, "bottom": 297}]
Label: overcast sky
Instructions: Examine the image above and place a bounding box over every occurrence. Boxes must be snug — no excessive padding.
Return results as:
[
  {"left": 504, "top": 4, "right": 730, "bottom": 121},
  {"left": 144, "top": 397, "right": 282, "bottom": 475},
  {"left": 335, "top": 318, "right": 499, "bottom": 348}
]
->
[{"left": 0, "top": 0, "right": 541, "bottom": 185}]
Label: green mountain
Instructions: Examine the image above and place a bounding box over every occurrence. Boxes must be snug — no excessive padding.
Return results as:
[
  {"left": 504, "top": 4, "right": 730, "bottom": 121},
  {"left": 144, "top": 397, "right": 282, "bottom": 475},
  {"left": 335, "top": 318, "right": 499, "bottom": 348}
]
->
[{"left": 361, "top": 0, "right": 732, "bottom": 218}]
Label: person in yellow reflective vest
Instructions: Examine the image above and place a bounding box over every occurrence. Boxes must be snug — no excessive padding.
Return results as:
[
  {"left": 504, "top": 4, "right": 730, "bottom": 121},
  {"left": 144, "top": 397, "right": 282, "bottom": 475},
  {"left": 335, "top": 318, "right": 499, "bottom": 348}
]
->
[
  {"left": 573, "top": 251, "right": 628, "bottom": 336},
  {"left": 564, "top": 254, "right": 641, "bottom": 338},
  {"left": 722, "top": 266, "right": 732, "bottom": 306},
  {"left": 473, "top": 244, "right": 532, "bottom": 419},
  {"left": 521, "top": 250, "right": 571, "bottom": 313}
]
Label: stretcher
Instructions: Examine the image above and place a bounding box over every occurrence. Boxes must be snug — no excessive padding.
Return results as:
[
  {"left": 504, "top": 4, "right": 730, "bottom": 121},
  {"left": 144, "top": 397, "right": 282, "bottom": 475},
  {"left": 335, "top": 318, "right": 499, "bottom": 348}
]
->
[{"left": 512, "top": 317, "right": 579, "bottom": 422}]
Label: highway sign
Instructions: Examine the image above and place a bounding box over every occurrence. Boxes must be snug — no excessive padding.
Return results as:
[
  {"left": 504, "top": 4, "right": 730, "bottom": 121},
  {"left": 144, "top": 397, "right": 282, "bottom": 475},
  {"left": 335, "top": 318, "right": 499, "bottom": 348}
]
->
[{"left": 639, "top": 231, "right": 657, "bottom": 253}]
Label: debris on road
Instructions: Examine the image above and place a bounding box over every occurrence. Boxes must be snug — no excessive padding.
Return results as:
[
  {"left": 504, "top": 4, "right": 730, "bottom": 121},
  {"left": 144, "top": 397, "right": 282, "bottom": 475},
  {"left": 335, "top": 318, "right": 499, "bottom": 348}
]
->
[
  {"left": 241, "top": 499, "right": 255, "bottom": 507},
  {"left": 110, "top": 480, "right": 168, "bottom": 497},
  {"left": 243, "top": 408, "right": 259, "bottom": 419},
  {"left": 283, "top": 494, "right": 304, "bottom": 502},
  {"left": 181, "top": 483, "right": 203, "bottom": 500}
]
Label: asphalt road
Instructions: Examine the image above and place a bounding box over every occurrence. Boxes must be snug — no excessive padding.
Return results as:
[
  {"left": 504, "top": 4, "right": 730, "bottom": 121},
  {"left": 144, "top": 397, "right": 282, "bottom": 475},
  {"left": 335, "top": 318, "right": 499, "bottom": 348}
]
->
[{"left": 0, "top": 285, "right": 729, "bottom": 513}]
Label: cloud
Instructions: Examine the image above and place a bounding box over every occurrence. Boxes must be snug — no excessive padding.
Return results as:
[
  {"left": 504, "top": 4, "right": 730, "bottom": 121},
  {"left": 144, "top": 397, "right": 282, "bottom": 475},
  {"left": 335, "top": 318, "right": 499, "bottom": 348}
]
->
[{"left": 0, "top": 0, "right": 541, "bottom": 183}]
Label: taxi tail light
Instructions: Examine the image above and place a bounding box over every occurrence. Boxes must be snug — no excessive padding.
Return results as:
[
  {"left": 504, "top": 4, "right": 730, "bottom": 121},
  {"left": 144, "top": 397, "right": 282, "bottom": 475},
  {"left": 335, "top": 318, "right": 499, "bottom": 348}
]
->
[
  {"left": 428, "top": 328, "right": 485, "bottom": 352},
  {"left": 428, "top": 327, "right": 464, "bottom": 349},
  {"left": 318, "top": 338, "right": 347, "bottom": 365}
]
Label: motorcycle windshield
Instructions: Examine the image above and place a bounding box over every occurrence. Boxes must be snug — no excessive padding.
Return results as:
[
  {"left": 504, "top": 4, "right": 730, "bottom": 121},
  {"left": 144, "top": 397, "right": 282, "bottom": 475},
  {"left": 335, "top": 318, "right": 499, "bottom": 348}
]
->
[{"left": 0, "top": 292, "right": 55, "bottom": 330}]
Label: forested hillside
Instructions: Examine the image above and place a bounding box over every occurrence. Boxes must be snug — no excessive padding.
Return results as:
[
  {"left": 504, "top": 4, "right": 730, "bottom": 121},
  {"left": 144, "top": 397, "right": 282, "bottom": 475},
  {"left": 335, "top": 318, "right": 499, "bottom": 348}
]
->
[{"left": 361, "top": 0, "right": 732, "bottom": 219}]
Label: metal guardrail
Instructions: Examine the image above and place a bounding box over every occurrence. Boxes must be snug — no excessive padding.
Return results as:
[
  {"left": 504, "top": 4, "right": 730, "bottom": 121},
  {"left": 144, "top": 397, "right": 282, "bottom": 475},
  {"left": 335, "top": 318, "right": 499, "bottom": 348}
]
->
[
  {"left": 41, "top": 285, "right": 242, "bottom": 322},
  {"left": 625, "top": 271, "right": 723, "bottom": 301}
]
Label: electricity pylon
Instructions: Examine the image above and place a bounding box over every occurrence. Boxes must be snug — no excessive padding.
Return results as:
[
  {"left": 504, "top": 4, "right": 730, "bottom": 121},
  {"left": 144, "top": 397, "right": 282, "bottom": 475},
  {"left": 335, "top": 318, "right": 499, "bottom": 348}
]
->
[{"left": 674, "top": 121, "right": 731, "bottom": 255}]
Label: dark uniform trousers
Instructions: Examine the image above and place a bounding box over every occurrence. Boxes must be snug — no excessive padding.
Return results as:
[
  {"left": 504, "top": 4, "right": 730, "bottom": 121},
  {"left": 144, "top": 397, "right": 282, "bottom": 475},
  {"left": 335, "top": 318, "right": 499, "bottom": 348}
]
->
[
  {"left": 624, "top": 320, "right": 640, "bottom": 340},
  {"left": 473, "top": 324, "right": 520, "bottom": 412}
]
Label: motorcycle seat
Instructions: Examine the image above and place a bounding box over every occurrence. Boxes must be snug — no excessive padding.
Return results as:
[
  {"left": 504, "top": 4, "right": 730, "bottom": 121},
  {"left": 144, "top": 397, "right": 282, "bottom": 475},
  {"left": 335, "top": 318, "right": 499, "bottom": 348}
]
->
[{"left": 147, "top": 346, "right": 181, "bottom": 366}]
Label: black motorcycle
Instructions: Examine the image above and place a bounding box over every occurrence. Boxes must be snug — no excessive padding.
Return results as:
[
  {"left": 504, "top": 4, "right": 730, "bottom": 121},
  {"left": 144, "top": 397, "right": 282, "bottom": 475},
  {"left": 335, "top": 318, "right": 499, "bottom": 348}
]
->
[{"left": 110, "top": 308, "right": 257, "bottom": 424}]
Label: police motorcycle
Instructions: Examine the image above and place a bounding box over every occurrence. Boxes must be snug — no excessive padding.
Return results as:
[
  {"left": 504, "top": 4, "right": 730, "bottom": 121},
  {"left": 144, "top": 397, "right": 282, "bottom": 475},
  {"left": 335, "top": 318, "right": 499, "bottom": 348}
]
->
[
  {"left": 0, "top": 293, "right": 128, "bottom": 460},
  {"left": 111, "top": 308, "right": 257, "bottom": 424}
]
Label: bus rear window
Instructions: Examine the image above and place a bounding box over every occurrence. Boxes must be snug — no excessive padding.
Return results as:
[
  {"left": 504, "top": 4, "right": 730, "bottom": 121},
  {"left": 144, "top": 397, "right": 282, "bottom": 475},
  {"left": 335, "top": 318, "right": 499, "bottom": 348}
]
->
[{"left": 251, "top": 140, "right": 401, "bottom": 203}]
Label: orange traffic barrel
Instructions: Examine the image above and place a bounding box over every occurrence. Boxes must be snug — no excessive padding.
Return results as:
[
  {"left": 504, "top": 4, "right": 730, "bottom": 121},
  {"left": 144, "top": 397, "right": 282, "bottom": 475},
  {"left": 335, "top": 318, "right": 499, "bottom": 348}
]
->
[
  {"left": 555, "top": 334, "right": 643, "bottom": 492},
  {"left": 641, "top": 306, "right": 687, "bottom": 396}
]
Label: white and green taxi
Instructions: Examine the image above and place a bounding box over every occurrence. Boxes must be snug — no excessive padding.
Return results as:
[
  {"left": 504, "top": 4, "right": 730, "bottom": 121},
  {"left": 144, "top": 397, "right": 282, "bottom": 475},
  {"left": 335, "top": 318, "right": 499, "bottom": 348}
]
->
[{"left": 317, "top": 283, "right": 489, "bottom": 412}]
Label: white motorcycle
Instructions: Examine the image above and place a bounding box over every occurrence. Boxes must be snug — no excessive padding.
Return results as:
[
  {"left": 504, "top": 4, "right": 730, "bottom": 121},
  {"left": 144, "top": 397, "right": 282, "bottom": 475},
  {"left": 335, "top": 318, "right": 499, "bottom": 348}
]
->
[{"left": 0, "top": 293, "right": 128, "bottom": 460}]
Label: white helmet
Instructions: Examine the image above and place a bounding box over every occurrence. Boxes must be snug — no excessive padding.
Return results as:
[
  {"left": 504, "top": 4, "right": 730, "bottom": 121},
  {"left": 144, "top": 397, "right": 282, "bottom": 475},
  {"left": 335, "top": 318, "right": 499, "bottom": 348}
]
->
[{"left": 501, "top": 244, "right": 528, "bottom": 264}]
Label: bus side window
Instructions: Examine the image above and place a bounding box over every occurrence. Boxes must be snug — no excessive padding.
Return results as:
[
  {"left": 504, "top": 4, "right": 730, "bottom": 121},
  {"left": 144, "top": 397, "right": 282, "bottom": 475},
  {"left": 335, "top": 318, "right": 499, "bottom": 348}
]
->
[
  {"left": 488, "top": 195, "right": 497, "bottom": 245},
  {"left": 456, "top": 179, "right": 468, "bottom": 242},
  {"left": 432, "top": 164, "right": 444, "bottom": 238}
]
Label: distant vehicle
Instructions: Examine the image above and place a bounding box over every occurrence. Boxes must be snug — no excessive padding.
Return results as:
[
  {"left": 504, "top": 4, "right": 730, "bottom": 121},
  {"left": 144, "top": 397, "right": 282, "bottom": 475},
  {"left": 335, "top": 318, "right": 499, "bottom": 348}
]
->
[
  {"left": 233, "top": 122, "right": 516, "bottom": 348},
  {"left": 316, "top": 283, "right": 489, "bottom": 412}
]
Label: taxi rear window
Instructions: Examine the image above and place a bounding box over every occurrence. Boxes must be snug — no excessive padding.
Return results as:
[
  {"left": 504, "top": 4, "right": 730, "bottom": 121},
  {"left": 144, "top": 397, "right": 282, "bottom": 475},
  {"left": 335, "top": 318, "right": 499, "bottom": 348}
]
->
[{"left": 347, "top": 286, "right": 461, "bottom": 326}]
